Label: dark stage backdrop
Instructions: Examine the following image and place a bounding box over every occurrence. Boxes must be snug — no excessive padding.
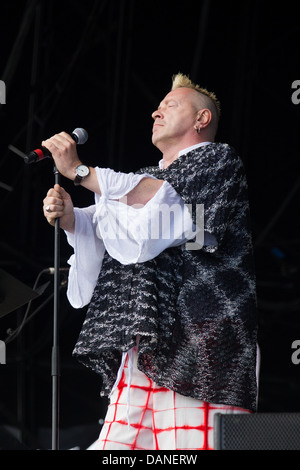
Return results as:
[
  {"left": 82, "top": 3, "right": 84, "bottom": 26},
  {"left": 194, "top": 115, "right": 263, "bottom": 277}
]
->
[{"left": 0, "top": 0, "right": 299, "bottom": 450}]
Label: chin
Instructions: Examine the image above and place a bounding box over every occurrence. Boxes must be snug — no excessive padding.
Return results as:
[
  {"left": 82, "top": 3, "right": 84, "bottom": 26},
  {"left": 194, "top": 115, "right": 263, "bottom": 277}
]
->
[{"left": 152, "top": 135, "right": 158, "bottom": 146}]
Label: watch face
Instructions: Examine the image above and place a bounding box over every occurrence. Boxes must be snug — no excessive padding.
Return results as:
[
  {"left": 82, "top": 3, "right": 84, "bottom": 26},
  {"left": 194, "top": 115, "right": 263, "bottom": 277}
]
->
[{"left": 76, "top": 165, "right": 89, "bottom": 177}]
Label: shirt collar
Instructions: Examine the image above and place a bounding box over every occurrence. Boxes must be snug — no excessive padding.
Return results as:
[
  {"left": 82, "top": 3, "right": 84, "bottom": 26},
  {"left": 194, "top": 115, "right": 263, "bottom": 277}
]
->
[{"left": 158, "top": 141, "right": 212, "bottom": 169}]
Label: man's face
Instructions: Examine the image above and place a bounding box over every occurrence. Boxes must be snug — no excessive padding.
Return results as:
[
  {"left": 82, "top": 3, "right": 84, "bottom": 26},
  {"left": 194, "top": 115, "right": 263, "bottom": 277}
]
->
[{"left": 151, "top": 87, "right": 198, "bottom": 150}]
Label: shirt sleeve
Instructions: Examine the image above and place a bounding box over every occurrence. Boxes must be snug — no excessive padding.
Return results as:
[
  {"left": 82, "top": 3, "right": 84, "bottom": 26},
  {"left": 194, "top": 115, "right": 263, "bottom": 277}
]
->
[
  {"left": 65, "top": 205, "right": 105, "bottom": 308},
  {"left": 65, "top": 167, "right": 200, "bottom": 307},
  {"left": 93, "top": 167, "right": 198, "bottom": 264}
]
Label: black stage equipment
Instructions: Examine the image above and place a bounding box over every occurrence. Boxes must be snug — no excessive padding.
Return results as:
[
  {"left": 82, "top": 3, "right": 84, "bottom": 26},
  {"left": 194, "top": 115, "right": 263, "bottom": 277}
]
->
[{"left": 214, "top": 412, "right": 300, "bottom": 450}]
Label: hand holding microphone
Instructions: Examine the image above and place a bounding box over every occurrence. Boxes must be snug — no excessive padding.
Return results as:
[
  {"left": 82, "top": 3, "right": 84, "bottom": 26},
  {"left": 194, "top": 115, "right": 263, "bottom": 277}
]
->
[
  {"left": 26, "top": 128, "right": 89, "bottom": 182},
  {"left": 26, "top": 127, "right": 88, "bottom": 162}
]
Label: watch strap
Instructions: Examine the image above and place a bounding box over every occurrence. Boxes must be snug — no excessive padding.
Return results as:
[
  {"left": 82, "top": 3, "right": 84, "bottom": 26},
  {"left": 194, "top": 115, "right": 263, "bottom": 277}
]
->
[{"left": 74, "top": 174, "right": 83, "bottom": 186}]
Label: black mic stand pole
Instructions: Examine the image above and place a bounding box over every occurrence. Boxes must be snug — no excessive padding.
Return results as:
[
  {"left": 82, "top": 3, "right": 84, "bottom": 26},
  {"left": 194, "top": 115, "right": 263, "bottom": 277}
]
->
[{"left": 52, "top": 164, "right": 61, "bottom": 450}]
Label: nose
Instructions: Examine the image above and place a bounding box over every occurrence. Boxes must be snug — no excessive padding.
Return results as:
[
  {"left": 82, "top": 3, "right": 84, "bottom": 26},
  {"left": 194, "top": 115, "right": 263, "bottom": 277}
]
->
[{"left": 152, "top": 108, "right": 163, "bottom": 120}]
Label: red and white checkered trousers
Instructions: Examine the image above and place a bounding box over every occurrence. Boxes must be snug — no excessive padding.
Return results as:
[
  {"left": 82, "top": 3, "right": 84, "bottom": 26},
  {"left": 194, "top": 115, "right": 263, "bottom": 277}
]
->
[{"left": 91, "top": 349, "right": 251, "bottom": 450}]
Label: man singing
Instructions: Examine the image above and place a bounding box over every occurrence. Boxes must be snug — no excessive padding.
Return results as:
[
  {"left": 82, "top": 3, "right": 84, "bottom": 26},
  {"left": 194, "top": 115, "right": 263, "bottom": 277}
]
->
[{"left": 43, "top": 73, "right": 257, "bottom": 450}]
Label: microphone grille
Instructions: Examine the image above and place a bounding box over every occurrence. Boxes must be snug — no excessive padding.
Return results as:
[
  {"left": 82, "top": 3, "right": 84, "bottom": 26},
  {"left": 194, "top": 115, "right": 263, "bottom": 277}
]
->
[{"left": 72, "top": 128, "right": 88, "bottom": 145}]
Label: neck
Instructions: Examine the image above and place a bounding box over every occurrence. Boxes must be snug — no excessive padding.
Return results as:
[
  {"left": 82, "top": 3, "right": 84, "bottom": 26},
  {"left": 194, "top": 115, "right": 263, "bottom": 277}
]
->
[
  {"left": 159, "top": 138, "right": 195, "bottom": 169},
  {"left": 160, "top": 139, "right": 211, "bottom": 169},
  {"left": 161, "top": 150, "right": 179, "bottom": 169}
]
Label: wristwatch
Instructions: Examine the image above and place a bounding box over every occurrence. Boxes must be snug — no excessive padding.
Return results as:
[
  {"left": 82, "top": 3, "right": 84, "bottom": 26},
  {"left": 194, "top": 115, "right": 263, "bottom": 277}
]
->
[{"left": 74, "top": 164, "right": 90, "bottom": 186}]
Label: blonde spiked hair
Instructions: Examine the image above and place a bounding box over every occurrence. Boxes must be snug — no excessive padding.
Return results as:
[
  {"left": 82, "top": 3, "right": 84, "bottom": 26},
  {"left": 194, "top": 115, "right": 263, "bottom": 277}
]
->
[{"left": 171, "top": 73, "right": 221, "bottom": 137}]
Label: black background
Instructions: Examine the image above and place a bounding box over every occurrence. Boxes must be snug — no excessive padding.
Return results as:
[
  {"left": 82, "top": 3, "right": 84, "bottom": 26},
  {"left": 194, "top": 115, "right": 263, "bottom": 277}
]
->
[{"left": 0, "top": 0, "right": 299, "bottom": 450}]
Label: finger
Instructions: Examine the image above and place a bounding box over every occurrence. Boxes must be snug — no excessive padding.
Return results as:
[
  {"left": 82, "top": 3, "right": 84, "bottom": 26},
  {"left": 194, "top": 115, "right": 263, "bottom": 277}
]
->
[
  {"left": 54, "top": 183, "right": 62, "bottom": 192},
  {"left": 44, "top": 196, "right": 64, "bottom": 207},
  {"left": 43, "top": 204, "right": 64, "bottom": 218},
  {"left": 46, "top": 185, "right": 65, "bottom": 200},
  {"left": 59, "top": 131, "right": 75, "bottom": 144},
  {"left": 59, "top": 186, "right": 72, "bottom": 200},
  {"left": 43, "top": 138, "right": 64, "bottom": 151},
  {"left": 47, "top": 184, "right": 64, "bottom": 196},
  {"left": 46, "top": 216, "right": 55, "bottom": 226},
  {"left": 51, "top": 133, "right": 75, "bottom": 149},
  {"left": 43, "top": 195, "right": 64, "bottom": 207},
  {"left": 44, "top": 204, "right": 53, "bottom": 214}
]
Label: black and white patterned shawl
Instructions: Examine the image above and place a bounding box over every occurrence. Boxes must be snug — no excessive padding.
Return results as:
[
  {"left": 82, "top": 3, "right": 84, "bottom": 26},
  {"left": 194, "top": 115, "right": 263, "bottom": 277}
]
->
[{"left": 73, "top": 143, "right": 258, "bottom": 411}]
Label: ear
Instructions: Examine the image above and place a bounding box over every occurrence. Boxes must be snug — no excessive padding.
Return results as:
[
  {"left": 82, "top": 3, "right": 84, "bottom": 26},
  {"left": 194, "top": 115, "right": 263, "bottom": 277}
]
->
[{"left": 195, "top": 108, "right": 212, "bottom": 130}]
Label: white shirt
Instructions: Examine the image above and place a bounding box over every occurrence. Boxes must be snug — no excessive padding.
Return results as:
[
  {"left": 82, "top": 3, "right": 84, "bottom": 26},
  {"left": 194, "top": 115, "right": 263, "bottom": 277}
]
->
[{"left": 65, "top": 143, "right": 212, "bottom": 309}]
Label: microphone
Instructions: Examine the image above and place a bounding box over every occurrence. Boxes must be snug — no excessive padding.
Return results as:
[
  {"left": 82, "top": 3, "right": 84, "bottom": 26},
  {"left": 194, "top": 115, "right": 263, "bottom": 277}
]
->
[{"left": 24, "top": 128, "right": 88, "bottom": 164}]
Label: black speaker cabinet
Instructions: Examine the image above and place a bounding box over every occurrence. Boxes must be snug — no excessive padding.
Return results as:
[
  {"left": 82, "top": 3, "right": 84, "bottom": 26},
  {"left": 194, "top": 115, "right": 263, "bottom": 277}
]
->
[{"left": 214, "top": 412, "right": 300, "bottom": 450}]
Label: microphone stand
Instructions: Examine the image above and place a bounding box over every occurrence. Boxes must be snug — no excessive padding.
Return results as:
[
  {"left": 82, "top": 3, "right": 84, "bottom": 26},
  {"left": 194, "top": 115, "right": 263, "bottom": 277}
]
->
[{"left": 52, "top": 164, "right": 61, "bottom": 450}]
